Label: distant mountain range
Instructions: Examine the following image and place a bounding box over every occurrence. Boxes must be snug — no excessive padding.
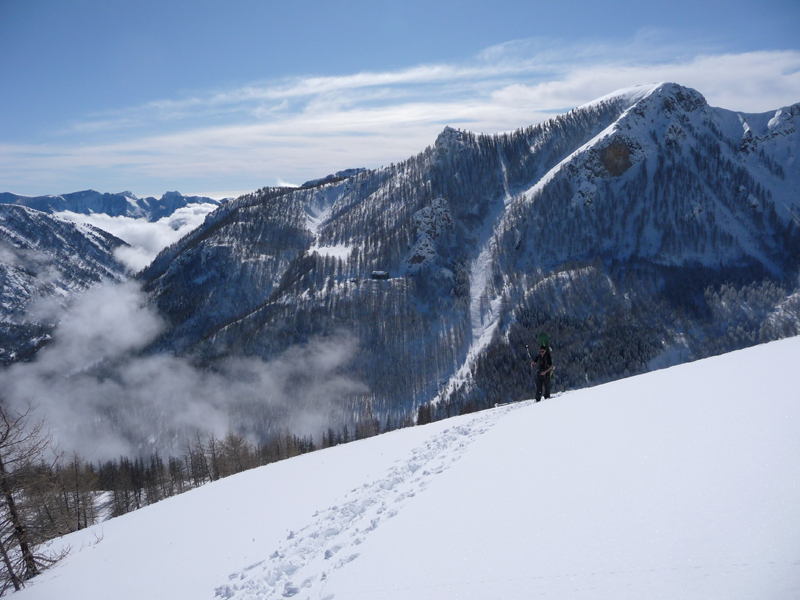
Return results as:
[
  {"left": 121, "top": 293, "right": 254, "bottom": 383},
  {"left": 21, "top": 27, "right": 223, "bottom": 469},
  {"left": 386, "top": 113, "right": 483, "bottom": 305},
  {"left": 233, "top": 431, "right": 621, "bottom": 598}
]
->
[
  {"left": 0, "top": 189, "right": 224, "bottom": 222},
  {"left": 0, "top": 189, "right": 225, "bottom": 363}
]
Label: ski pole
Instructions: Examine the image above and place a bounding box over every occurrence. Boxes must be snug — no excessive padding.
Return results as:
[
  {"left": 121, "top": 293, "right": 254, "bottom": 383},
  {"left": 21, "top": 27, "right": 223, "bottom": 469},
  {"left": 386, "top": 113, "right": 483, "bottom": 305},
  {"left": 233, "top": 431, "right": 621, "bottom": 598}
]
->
[{"left": 525, "top": 344, "right": 536, "bottom": 400}]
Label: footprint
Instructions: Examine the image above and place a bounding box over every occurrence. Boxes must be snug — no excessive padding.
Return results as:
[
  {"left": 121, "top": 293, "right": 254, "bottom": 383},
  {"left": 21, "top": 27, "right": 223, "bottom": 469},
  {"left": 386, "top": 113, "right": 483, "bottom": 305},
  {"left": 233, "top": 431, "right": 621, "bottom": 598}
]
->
[{"left": 215, "top": 406, "right": 511, "bottom": 599}]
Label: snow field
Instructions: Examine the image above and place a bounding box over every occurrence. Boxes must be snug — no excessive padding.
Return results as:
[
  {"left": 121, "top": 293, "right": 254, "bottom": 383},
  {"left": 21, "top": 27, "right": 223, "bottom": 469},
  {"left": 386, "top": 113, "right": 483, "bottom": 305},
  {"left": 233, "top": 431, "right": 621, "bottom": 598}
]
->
[
  {"left": 17, "top": 337, "right": 800, "bottom": 600},
  {"left": 321, "top": 339, "right": 800, "bottom": 599}
]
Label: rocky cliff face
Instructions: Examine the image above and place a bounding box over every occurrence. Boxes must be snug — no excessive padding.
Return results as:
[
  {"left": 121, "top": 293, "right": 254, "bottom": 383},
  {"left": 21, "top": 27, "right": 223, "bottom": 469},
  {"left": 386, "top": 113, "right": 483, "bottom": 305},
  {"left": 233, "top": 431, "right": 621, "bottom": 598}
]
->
[{"left": 404, "top": 198, "right": 454, "bottom": 272}]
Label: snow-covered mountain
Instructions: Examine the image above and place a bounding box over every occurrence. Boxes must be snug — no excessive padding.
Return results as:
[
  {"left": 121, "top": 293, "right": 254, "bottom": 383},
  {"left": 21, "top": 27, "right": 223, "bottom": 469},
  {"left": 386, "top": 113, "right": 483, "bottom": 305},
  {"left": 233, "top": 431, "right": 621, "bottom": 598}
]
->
[
  {"left": 139, "top": 82, "right": 800, "bottom": 430},
  {"left": 0, "top": 205, "right": 128, "bottom": 363},
  {"left": 0, "top": 189, "right": 223, "bottom": 222},
  {"left": 16, "top": 336, "right": 800, "bottom": 600}
]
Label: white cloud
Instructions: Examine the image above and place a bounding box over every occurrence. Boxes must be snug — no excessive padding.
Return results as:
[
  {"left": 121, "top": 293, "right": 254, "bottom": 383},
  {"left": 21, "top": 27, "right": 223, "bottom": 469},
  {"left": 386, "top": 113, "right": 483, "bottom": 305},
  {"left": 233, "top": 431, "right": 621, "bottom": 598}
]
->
[
  {"left": 0, "top": 281, "right": 367, "bottom": 461},
  {"left": 2, "top": 39, "right": 799, "bottom": 195},
  {"left": 487, "top": 50, "right": 800, "bottom": 113},
  {"left": 56, "top": 203, "right": 218, "bottom": 271}
]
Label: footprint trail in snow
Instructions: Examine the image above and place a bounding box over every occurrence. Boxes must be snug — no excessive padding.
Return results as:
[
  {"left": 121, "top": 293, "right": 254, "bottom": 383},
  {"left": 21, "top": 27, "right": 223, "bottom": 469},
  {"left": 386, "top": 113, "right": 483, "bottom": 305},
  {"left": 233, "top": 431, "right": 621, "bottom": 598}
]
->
[{"left": 214, "top": 402, "right": 524, "bottom": 599}]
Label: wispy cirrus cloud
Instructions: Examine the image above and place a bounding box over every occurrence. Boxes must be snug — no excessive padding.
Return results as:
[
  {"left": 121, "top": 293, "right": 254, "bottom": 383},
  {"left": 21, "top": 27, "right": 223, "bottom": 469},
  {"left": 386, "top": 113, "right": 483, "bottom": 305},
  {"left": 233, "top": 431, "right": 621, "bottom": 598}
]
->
[
  {"left": 488, "top": 50, "right": 800, "bottom": 112},
  {"left": 3, "top": 36, "right": 800, "bottom": 197}
]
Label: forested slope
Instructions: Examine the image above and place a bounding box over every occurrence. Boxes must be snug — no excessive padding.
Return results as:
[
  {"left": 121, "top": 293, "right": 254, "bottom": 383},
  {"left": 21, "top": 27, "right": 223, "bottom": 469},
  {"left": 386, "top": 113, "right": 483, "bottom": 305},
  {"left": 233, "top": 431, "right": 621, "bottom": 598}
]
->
[{"left": 141, "top": 82, "right": 800, "bottom": 429}]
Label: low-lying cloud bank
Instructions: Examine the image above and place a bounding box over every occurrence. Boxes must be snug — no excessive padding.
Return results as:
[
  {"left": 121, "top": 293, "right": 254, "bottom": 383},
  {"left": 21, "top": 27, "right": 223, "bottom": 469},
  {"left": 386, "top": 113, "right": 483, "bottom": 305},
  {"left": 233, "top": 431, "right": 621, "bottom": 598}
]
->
[
  {"left": 0, "top": 281, "right": 366, "bottom": 462},
  {"left": 57, "top": 203, "right": 219, "bottom": 272}
]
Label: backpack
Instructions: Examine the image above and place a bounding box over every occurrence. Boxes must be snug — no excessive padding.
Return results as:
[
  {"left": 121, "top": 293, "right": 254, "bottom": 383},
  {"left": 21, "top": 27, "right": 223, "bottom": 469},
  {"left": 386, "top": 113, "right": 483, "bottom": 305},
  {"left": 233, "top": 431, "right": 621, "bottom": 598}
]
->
[{"left": 538, "top": 333, "right": 555, "bottom": 380}]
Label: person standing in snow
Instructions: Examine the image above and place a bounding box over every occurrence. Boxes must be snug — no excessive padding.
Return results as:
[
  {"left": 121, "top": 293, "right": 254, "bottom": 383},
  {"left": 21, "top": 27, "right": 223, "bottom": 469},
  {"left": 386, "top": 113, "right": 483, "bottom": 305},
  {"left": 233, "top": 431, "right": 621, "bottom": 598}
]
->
[{"left": 531, "top": 345, "right": 553, "bottom": 402}]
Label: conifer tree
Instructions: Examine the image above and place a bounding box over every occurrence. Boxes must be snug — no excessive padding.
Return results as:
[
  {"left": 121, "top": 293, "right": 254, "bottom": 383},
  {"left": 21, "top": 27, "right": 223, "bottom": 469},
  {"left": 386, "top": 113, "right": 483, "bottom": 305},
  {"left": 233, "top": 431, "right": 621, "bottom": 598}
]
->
[{"left": 0, "top": 401, "right": 66, "bottom": 591}]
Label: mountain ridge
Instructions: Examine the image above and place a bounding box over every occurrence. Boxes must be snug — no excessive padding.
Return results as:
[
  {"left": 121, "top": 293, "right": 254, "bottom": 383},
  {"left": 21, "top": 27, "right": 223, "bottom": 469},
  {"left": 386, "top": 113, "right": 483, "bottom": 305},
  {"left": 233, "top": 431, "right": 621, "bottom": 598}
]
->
[
  {"left": 136, "top": 81, "right": 800, "bottom": 434},
  {"left": 0, "top": 189, "right": 224, "bottom": 222}
]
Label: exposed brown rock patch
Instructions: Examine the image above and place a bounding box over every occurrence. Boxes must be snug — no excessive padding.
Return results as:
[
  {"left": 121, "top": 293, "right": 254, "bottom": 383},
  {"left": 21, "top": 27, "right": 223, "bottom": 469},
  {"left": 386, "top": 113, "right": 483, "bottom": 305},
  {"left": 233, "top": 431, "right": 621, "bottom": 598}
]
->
[{"left": 600, "top": 140, "right": 632, "bottom": 176}]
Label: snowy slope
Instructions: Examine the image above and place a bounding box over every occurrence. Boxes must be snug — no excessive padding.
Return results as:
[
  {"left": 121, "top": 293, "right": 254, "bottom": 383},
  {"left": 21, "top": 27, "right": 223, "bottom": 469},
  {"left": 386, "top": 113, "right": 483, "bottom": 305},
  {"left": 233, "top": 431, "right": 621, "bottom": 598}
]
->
[{"left": 18, "top": 337, "right": 800, "bottom": 600}]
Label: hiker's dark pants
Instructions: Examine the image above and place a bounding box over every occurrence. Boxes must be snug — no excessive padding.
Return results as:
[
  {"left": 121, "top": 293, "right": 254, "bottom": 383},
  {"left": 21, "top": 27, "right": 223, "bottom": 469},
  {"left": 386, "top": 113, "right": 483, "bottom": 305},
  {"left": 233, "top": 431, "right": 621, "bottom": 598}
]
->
[{"left": 535, "top": 373, "right": 550, "bottom": 401}]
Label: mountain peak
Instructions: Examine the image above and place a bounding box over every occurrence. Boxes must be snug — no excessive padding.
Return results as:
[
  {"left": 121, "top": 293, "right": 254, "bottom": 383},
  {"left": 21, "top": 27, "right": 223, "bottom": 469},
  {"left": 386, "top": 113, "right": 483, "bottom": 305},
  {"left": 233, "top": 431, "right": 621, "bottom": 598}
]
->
[
  {"left": 583, "top": 82, "right": 707, "bottom": 117},
  {"left": 434, "top": 126, "right": 474, "bottom": 162},
  {"left": 435, "top": 125, "right": 465, "bottom": 144},
  {"left": 650, "top": 82, "right": 707, "bottom": 114}
]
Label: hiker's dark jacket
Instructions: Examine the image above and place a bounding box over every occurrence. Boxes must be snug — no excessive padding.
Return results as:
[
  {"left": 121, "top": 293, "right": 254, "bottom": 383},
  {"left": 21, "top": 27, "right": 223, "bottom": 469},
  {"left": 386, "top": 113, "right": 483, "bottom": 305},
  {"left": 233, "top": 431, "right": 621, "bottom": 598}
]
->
[{"left": 533, "top": 352, "right": 552, "bottom": 376}]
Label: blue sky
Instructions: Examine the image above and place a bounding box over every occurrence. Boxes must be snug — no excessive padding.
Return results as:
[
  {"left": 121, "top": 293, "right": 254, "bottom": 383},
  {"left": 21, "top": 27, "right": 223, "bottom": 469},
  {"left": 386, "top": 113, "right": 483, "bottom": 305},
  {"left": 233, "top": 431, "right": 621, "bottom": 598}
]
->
[{"left": 1, "top": 0, "right": 799, "bottom": 199}]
